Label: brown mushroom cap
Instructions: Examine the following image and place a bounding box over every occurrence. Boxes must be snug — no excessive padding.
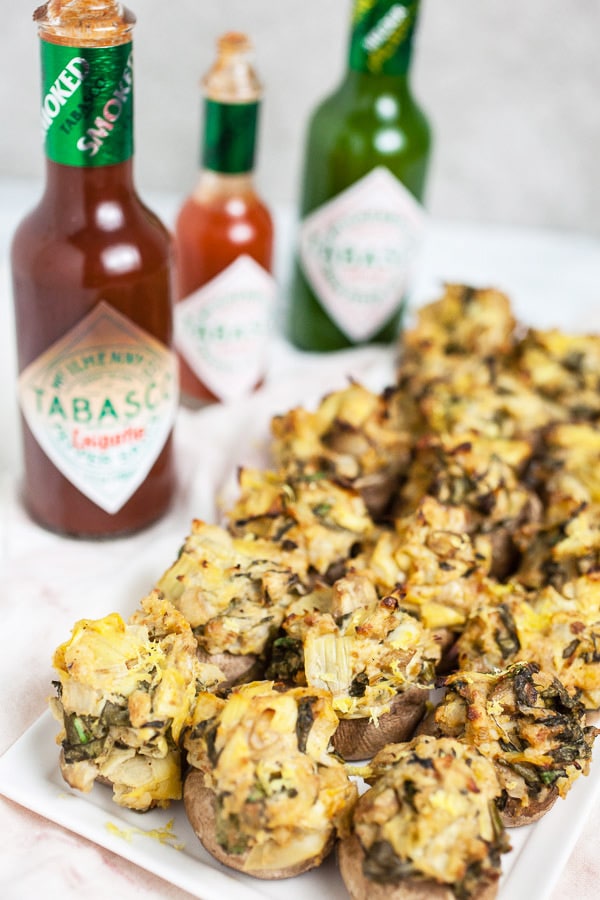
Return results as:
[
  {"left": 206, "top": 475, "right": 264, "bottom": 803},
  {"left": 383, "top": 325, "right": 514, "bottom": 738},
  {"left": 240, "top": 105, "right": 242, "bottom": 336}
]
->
[
  {"left": 196, "top": 648, "right": 264, "bottom": 691},
  {"left": 332, "top": 687, "right": 427, "bottom": 761},
  {"left": 499, "top": 788, "right": 558, "bottom": 827}
]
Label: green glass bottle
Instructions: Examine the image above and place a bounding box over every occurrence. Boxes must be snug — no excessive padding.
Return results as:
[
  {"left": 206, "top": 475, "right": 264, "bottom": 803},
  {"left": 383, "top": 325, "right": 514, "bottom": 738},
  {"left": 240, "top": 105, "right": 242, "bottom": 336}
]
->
[{"left": 289, "top": 0, "right": 432, "bottom": 351}]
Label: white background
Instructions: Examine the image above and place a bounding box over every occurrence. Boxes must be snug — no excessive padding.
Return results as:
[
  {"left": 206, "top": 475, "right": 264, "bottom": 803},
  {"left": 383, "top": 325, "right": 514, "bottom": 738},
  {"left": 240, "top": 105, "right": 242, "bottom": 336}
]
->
[
  {"left": 2, "top": 5, "right": 600, "bottom": 898},
  {"left": 0, "top": 0, "right": 599, "bottom": 234}
]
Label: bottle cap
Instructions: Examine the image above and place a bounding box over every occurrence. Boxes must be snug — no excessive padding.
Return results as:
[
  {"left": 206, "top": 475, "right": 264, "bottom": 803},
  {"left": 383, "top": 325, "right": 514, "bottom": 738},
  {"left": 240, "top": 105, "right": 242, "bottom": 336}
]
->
[
  {"left": 34, "top": 0, "right": 135, "bottom": 46},
  {"left": 202, "top": 31, "right": 262, "bottom": 102}
]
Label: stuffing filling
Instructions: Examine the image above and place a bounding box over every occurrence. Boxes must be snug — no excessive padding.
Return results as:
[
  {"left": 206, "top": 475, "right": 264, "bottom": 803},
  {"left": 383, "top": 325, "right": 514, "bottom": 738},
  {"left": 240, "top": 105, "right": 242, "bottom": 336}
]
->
[
  {"left": 184, "top": 682, "right": 357, "bottom": 870},
  {"left": 50, "top": 592, "right": 224, "bottom": 810},
  {"left": 50, "top": 283, "right": 600, "bottom": 881},
  {"left": 354, "top": 734, "right": 509, "bottom": 896}
]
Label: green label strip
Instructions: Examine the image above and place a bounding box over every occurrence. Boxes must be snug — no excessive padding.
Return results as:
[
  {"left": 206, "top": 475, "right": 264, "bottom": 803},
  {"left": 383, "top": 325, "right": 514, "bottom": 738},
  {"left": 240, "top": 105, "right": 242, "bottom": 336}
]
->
[
  {"left": 41, "top": 41, "right": 134, "bottom": 167},
  {"left": 349, "top": 0, "right": 420, "bottom": 75},
  {"left": 202, "top": 99, "right": 259, "bottom": 175}
]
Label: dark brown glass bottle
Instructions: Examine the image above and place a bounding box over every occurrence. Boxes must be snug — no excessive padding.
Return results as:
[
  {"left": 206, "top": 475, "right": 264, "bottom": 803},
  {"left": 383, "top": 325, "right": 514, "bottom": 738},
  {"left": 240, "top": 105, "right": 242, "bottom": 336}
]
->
[{"left": 11, "top": 1, "right": 178, "bottom": 537}]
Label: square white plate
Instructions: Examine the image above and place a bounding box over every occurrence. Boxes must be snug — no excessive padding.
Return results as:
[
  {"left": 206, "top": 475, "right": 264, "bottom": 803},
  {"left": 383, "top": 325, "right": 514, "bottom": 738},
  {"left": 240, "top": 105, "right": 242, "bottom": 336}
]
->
[
  {"left": 0, "top": 706, "right": 599, "bottom": 900},
  {"left": 2, "top": 314, "right": 600, "bottom": 900}
]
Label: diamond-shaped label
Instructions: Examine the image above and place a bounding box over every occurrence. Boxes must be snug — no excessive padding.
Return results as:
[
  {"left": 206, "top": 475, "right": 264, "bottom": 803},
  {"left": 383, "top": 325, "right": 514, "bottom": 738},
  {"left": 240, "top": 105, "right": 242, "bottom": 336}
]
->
[
  {"left": 299, "top": 166, "right": 426, "bottom": 341},
  {"left": 18, "top": 302, "right": 178, "bottom": 514},
  {"left": 175, "top": 255, "right": 276, "bottom": 402}
]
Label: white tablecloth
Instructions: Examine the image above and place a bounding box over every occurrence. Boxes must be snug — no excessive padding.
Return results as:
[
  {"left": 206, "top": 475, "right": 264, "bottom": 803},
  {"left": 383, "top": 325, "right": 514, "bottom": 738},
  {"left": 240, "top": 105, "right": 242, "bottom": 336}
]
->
[{"left": 1, "top": 177, "right": 600, "bottom": 899}]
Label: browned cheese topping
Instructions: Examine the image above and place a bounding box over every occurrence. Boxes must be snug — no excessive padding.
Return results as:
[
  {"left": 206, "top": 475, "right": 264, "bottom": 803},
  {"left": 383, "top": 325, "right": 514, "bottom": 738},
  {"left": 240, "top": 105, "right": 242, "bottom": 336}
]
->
[
  {"left": 433, "top": 664, "right": 597, "bottom": 814},
  {"left": 354, "top": 734, "right": 509, "bottom": 895},
  {"left": 184, "top": 682, "right": 357, "bottom": 870}
]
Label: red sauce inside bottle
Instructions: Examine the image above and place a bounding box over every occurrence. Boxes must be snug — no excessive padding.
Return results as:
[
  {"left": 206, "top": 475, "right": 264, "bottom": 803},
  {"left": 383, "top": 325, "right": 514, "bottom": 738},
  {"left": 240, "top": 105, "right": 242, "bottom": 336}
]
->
[
  {"left": 174, "top": 178, "right": 273, "bottom": 404},
  {"left": 11, "top": 158, "right": 176, "bottom": 537}
]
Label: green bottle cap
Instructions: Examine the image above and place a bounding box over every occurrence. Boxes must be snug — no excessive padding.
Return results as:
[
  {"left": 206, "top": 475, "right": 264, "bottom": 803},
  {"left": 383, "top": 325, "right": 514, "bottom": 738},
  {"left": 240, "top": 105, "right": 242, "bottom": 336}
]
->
[
  {"left": 349, "top": 0, "right": 421, "bottom": 76},
  {"left": 41, "top": 41, "right": 134, "bottom": 167}
]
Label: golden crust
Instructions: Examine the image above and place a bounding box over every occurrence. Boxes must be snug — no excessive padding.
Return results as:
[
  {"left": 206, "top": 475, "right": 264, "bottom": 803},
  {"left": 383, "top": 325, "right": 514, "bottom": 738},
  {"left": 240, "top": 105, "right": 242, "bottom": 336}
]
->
[
  {"left": 50, "top": 593, "right": 222, "bottom": 811},
  {"left": 155, "top": 520, "right": 303, "bottom": 657},
  {"left": 456, "top": 577, "right": 600, "bottom": 709},
  {"left": 271, "top": 577, "right": 439, "bottom": 727},
  {"left": 431, "top": 664, "right": 597, "bottom": 825},
  {"left": 228, "top": 468, "right": 374, "bottom": 578},
  {"left": 183, "top": 683, "right": 357, "bottom": 870},
  {"left": 345, "top": 735, "right": 508, "bottom": 895},
  {"left": 271, "top": 382, "right": 412, "bottom": 517}
]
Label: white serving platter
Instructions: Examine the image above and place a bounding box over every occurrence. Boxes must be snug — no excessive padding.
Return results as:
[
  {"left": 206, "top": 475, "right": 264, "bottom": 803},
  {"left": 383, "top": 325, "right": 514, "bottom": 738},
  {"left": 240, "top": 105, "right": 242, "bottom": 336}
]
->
[{"left": 0, "top": 699, "right": 599, "bottom": 900}]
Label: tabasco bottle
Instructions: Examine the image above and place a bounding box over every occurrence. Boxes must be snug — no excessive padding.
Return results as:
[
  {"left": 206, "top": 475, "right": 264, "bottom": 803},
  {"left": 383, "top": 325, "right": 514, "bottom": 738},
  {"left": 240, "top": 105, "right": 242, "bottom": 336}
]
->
[
  {"left": 10, "top": 0, "right": 178, "bottom": 538},
  {"left": 289, "top": 0, "right": 432, "bottom": 351},
  {"left": 174, "top": 32, "right": 275, "bottom": 407}
]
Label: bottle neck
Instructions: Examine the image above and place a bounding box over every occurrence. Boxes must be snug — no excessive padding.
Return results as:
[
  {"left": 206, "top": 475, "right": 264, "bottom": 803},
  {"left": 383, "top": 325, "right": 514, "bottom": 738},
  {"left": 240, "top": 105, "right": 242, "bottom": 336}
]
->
[
  {"left": 201, "top": 96, "right": 260, "bottom": 176},
  {"left": 340, "top": 67, "right": 411, "bottom": 96},
  {"left": 192, "top": 169, "right": 256, "bottom": 203},
  {"left": 43, "top": 156, "right": 135, "bottom": 203},
  {"left": 348, "top": 0, "right": 421, "bottom": 77},
  {"left": 40, "top": 37, "right": 135, "bottom": 169}
]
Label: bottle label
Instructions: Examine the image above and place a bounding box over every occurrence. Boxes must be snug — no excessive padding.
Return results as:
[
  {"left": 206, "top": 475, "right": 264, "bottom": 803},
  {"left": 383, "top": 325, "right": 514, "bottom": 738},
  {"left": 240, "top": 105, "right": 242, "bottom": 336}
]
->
[
  {"left": 18, "top": 303, "right": 178, "bottom": 514},
  {"left": 40, "top": 41, "right": 134, "bottom": 167},
  {"left": 349, "top": 0, "right": 420, "bottom": 75},
  {"left": 299, "top": 166, "right": 426, "bottom": 341},
  {"left": 174, "top": 255, "right": 275, "bottom": 402},
  {"left": 202, "top": 99, "right": 259, "bottom": 174}
]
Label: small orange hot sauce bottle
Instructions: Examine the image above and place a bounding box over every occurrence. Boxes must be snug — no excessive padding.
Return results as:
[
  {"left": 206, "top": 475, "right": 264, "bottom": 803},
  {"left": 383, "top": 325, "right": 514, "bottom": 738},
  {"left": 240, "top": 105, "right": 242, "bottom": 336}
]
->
[
  {"left": 174, "top": 33, "right": 275, "bottom": 407},
  {"left": 11, "top": 1, "right": 178, "bottom": 537}
]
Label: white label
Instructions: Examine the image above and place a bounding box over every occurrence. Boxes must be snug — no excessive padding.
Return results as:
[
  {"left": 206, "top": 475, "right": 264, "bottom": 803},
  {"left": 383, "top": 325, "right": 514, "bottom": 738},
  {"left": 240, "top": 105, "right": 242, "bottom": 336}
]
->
[
  {"left": 18, "top": 302, "right": 178, "bottom": 514},
  {"left": 299, "top": 166, "right": 426, "bottom": 341},
  {"left": 174, "top": 255, "right": 276, "bottom": 403}
]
